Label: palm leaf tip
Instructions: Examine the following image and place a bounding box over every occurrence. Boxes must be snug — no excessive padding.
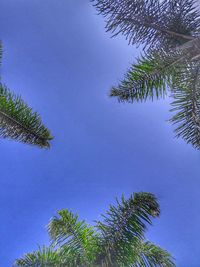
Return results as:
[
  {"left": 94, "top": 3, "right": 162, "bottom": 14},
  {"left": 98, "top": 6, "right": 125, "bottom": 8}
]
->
[
  {"left": 109, "top": 86, "right": 133, "bottom": 102},
  {"left": 134, "top": 192, "right": 160, "bottom": 218},
  {"left": 0, "top": 84, "right": 53, "bottom": 148}
]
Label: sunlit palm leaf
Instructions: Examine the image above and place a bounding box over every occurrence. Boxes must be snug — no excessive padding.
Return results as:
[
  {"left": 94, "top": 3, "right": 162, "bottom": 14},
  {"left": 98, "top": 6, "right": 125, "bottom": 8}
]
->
[
  {"left": 47, "top": 209, "right": 100, "bottom": 265},
  {"left": 14, "top": 246, "right": 63, "bottom": 267}
]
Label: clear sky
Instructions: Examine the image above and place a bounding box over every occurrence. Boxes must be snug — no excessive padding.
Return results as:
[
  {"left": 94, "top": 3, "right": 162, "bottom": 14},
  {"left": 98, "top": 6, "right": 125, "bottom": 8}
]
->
[{"left": 0, "top": 1, "right": 199, "bottom": 266}]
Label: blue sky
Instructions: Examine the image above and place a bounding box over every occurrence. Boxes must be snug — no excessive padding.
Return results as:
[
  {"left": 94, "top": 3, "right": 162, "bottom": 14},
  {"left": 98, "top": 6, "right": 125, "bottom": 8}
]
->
[{"left": 0, "top": 1, "right": 199, "bottom": 266}]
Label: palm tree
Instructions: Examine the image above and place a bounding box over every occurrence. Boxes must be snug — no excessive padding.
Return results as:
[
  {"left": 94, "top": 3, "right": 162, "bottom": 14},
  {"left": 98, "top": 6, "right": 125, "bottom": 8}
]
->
[
  {"left": 0, "top": 42, "right": 52, "bottom": 148},
  {"left": 14, "top": 192, "right": 175, "bottom": 266},
  {"left": 92, "top": 0, "right": 200, "bottom": 149}
]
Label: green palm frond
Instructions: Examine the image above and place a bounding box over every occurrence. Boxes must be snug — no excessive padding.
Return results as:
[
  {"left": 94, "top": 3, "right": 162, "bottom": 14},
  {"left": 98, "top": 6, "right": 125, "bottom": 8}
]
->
[
  {"left": 14, "top": 245, "right": 87, "bottom": 267},
  {"left": 0, "top": 41, "right": 53, "bottom": 148},
  {"left": 47, "top": 209, "right": 100, "bottom": 265},
  {"left": 96, "top": 192, "right": 160, "bottom": 265},
  {"left": 14, "top": 246, "right": 63, "bottom": 267},
  {"left": 92, "top": 0, "right": 199, "bottom": 50},
  {"left": 58, "top": 245, "right": 84, "bottom": 266},
  {"left": 170, "top": 63, "right": 200, "bottom": 149},
  {"left": 110, "top": 49, "right": 188, "bottom": 102},
  {"left": 130, "top": 241, "right": 175, "bottom": 267},
  {"left": 0, "top": 84, "right": 52, "bottom": 148}
]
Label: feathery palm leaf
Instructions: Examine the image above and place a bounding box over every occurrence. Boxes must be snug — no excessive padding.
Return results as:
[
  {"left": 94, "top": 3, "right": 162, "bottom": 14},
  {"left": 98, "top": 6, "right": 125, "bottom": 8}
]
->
[
  {"left": 47, "top": 209, "right": 100, "bottom": 265},
  {"left": 14, "top": 246, "right": 63, "bottom": 267},
  {"left": 0, "top": 84, "right": 52, "bottom": 148},
  {"left": 129, "top": 241, "right": 175, "bottom": 267},
  {"left": 170, "top": 62, "right": 200, "bottom": 148},
  {"left": 96, "top": 192, "right": 161, "bottom": 265},
  {"left": 110, "top": 48, "right": 188, "bottom": 102},
  {"left": 0, "top": 41, "right": 52, "bottom": 148},
  {"left": 14, "top": 245, "right": 87, "bottom": 267},
  {"left": 92, "top": 0, "right": 200, "bottom": 50}
]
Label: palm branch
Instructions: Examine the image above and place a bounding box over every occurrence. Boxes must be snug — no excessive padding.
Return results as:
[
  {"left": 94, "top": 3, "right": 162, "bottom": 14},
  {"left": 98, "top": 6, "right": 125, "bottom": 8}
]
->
[
  {"left": 0, "top": 42, "right": 52, "bottom": 148},
  {"left": 92, "top": 0, "right": 200, "bottom": 50},
  {"left": 96, "top": 192, "right": 162, "bottom": 266},
  {"left": 14, "top": 246, "right": 64, "bottom": 267},
  {"left": 129, "top": 241, "right": 175, "bottom": 267},
  {"left": 110, "top": 48, "right": 188, "bottom": 102},
  {"left": 0, "top": 84, "right": 52, "bottom": 148},
  {"left": 170, "top": 62, "right": 200, "bottom": 148},
  {"left": 47, "top": 209, "right": 100, "bottom": 265}
]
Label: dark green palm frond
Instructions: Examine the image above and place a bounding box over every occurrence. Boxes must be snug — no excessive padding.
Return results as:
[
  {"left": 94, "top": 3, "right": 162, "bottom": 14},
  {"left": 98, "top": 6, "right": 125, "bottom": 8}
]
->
[
  {"left": 58, "top": 245, "right": 84, "bottom": 266},
  {"left": 110, "top": 49, "right": 187, "bottom": 102},
  {"left": 14, "top": 245, "right": 85, "bottom": 267},
  {"left": 130, "top": 241, "right": 175, "bottom": 267},
  {"left": 92, "top": 0, "right": 199, "bottom": 50},
  {"left": 96, "top": 192, "right": 160, "bottom": 265},
  {"left": 170, "top": 63, "right": 200, "bottom": 149},
  {"left": 161, "top": 0, "right": 200, "bottom": 48},
  {"left": 47, "top": 209, "right": 100, "bottom": 265},
  {"left": 14, "top": 246, "right": 63, "bottom": 267},
  {"left": 0, "top": 84, "right": 52, "bottom": 148},
  {"left": 109, "top": 239, "right": 175, "bottom": 266}
]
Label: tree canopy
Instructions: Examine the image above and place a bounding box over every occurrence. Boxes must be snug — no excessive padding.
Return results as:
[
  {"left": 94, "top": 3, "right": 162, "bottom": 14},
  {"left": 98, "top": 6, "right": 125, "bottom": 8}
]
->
[{"left": 15, "top": 192, "right": 175, "bottom": 267}]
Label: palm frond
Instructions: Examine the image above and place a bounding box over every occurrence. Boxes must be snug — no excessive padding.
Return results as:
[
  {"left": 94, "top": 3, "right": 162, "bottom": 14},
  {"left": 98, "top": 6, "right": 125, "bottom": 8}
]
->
[
  {"left": 96, "top": 192, "right": 160, "bottom": 265},
  {"left": 130, "top": 241, "right": 175, "bottom": 267},
  {"left": 92, "top": 0, "right": 200, "bottom": 50},
  {"left": 0, "top": 84, "right": 52, "bottom": 148},
  {"left": 58, "top": 245, "right": 84, "bottom": 266},
  {"left": 14, "top": 246, "right": 63, "bottom": 267},
  {"left": 110, "top": 48, "right": 187, "bottom": 102},
  {"left": 14, "top": 245, "right": 87, "bottom": 267},
  {"left": 170, "top": 62, "right": 200, "bottom": 149},
  {"left": 47, "top": 209, "right": 100, "bottom": 265}
]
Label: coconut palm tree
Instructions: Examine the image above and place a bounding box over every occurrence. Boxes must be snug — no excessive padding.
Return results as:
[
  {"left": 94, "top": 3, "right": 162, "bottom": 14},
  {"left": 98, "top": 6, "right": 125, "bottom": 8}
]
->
[
  {"left": 92, "top": 0, "right": 200, "bottom": 149},
  {"left": 0, "top": 42, "right": 52, "bottom": 148},
  {"left": 14, "top": 192, "right": 175, "bottom": 267}
]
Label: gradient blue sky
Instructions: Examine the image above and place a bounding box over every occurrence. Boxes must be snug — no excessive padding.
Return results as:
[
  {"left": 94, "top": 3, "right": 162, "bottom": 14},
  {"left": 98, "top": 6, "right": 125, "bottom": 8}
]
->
[{"left": 0, "top": 1, "right": 199, "bottom": 266}]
